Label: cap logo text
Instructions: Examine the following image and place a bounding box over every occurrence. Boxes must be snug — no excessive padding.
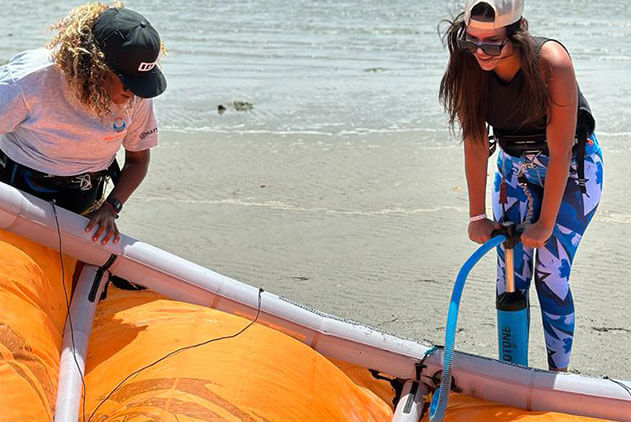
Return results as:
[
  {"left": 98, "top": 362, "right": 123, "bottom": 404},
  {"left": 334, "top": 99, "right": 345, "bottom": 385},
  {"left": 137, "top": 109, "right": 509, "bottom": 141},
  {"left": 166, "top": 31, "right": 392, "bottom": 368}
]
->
[{"left": 138, "top": 62, "right": 156, "bottom": 72}]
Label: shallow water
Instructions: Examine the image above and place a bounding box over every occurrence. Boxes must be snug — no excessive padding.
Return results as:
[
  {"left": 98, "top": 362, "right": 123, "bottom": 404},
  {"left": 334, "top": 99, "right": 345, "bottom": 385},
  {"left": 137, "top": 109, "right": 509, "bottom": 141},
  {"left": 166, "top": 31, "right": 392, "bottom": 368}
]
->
[{"left": 1, "top": 0, "right": 629, "bottom": 138}]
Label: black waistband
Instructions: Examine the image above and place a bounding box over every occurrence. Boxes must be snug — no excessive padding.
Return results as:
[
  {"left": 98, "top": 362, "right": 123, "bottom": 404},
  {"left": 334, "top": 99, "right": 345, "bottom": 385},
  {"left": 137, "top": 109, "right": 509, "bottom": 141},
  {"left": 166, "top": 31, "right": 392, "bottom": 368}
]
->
[
  {"left": 497, "top": 135, "right": 579, "bottom": 157},
  {"left": 0, "top": 149, "right": 110, "bottom": 190},
  {"left": 498, "top": 139, "right": 548, "bottom": 157},
  {"left": 494, "top": 133, "right": 589, "bottom": 195}
]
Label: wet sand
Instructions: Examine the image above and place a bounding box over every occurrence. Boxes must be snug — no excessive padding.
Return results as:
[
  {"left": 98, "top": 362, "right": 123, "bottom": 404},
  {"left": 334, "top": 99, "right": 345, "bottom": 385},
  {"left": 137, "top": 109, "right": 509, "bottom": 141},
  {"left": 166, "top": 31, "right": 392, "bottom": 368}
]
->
[{"left": 118, "top": 129, "right": 631, "bottom": 380}]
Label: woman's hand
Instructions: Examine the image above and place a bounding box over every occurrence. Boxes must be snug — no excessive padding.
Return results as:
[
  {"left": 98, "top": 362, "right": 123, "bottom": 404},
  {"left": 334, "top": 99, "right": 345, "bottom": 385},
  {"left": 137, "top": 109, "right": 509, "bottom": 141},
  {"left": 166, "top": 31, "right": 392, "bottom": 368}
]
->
[
  {"left": 83, "top": 148, "right": 150, "bottom": 246},
  {"left": 468, "top": 218, "right": 501, "bottom": 244},
  {"left": 520, "top": 221, "right": 554, "bottom": 249},
  {"left": 85, "top": 204, "right": 120, "bottom": 244}
]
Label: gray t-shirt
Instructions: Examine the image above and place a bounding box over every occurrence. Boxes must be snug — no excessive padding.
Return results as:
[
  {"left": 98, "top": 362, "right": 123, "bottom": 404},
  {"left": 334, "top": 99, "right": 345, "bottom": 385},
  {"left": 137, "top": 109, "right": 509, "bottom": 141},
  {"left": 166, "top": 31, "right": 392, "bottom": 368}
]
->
[{"left": 0, "top": 48, "right": 158, "bottom": 176}]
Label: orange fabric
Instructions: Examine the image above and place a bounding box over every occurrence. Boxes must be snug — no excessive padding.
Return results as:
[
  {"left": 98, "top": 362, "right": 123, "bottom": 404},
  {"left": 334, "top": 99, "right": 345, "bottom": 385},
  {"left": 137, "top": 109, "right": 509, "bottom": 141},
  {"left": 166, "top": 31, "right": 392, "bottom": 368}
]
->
[
  {"left": 0, "top": 231, "right": 617, "bottom": 421},
  {"left": 329, "top": 358, "right": 396, "bottom": 409},
  {"left": 421, "top": 393, "right": 611, "bottom": 422},
  {"left": 0, "top": 230, "right": 75, "bottom": 422},
  {"left": 84, "top": 289, "right": 393, "bottom": 421}
]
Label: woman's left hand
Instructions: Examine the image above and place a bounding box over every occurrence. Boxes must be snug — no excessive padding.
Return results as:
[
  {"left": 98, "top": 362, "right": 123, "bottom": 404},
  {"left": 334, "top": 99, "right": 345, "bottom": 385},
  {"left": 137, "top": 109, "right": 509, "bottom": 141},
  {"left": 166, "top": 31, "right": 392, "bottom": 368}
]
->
[
  {"left": 520, "top": 221, "right": 555, "bottom": 249},
  {"left": 85, "top": 204, "right": 120, "bottom": 244}
]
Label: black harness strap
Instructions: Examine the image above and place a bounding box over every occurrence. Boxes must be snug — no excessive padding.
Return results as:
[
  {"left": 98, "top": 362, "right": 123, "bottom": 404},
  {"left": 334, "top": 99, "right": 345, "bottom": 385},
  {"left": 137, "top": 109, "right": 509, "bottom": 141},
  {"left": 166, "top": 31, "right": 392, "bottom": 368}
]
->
[
  {"left": 88, "top": 254, "right": 118, "bottom": 302},
  {"left": 496, "top": 133, "right": 549, "bottom": 157},
  {"left": 575, "top": 112, "right": 593, "bottom": 195},
  {"left": 575, "top": 138, "right": 587, "bottom": 194},
  {"left": 495, "top": 132, "right": 589, "bottom": 195},
  {"left": 369, "top": 370, "right": 405, "bottom": 407}
]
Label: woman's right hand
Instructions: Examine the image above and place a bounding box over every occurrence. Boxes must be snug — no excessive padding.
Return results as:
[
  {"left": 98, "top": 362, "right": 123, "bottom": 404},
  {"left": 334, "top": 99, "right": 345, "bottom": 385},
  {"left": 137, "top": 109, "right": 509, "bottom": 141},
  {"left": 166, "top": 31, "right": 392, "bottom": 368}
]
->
[
  {"left": 85, "top": 204, "right": 120, "bottom": 245},
  {"left": 468, "top": 218, "right": 500, "bottom": 244}
]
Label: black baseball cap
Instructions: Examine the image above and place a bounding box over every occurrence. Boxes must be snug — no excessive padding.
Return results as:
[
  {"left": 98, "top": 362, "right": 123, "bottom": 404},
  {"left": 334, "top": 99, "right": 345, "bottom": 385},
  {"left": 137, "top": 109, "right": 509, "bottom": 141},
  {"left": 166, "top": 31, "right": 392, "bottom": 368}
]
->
[{"left": 93, "top": 8, "right": 167, "bottom": 98}]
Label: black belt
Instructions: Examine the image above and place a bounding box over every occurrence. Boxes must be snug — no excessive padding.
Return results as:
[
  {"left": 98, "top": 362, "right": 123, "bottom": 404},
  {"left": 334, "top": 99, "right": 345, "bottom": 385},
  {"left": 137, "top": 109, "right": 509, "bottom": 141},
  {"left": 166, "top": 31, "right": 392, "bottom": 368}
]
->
[
  {"left": 30, "top": 171, "right": 109, "bottom": 190},
  {"left": 0, "top": 149, "right": 110, "bottom": 191},
  {"left": 499, "top": 140, "right": 549, "bottom": 157},
  {"left": 497, "top": 136, "right": 580, "bottom": 158},
  {"left": 495, "top": 135, "right": 588, "bottom": 194}
]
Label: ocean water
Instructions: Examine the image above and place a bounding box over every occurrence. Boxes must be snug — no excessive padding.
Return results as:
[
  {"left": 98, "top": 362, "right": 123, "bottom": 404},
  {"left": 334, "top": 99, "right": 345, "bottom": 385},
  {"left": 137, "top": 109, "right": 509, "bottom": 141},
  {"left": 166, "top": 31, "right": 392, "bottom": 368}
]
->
[{"left": 0, "top": 0, "right": 629, "bottom": 139}]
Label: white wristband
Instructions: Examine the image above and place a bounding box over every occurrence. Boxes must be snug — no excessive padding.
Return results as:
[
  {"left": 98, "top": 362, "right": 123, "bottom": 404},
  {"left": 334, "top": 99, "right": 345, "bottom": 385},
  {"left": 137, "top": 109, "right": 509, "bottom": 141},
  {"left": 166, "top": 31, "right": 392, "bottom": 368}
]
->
[{"left": 469, "top": 213, "right": 487, "bottom": 223}]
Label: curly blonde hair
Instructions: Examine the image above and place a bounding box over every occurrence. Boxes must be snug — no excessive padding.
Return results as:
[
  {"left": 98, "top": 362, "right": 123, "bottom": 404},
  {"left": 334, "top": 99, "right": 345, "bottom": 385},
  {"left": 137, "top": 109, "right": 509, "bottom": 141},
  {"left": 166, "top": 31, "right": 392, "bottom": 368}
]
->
[{"left": 49, "top": 2, "right": 124, "bottom": 117}]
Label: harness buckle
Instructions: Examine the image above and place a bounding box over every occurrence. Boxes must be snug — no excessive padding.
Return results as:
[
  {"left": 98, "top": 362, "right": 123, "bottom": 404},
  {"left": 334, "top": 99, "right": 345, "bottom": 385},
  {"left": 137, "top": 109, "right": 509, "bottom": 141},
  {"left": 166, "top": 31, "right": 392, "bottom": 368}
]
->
[{"left": 75, "top": 174, "right": 93, "bottom": 191}]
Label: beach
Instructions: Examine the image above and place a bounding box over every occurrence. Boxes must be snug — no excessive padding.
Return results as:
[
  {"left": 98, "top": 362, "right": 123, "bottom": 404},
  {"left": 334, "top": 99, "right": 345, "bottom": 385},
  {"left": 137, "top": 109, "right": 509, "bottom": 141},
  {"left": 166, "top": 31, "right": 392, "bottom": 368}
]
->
[
  {"left": 1, "top": 0, "right": 630, "bottom": 380},
  {"left": 117, "top": 129, "right": 631, "bottom": 379}
]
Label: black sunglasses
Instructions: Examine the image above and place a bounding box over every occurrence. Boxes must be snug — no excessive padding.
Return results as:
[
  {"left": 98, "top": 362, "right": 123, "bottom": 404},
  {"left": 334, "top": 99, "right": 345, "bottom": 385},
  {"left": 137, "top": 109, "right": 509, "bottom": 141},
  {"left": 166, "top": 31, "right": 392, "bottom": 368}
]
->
[{"left": 457, "top": 37, "right": 507, "bottom": 57}]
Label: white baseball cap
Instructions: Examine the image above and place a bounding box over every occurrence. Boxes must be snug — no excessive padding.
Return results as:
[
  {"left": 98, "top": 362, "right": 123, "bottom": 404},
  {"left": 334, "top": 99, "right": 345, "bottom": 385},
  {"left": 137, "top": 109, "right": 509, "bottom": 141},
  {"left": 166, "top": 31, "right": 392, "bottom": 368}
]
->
[{"left": 464, "top": 0, "right": 524, "bottom": 29}]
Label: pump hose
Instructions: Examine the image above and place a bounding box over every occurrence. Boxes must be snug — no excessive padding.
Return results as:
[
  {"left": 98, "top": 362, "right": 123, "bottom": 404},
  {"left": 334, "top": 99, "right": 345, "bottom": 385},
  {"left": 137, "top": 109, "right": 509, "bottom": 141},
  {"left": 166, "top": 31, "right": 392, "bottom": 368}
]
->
[{"left": 429, "top": 234, "right": 506, "bottom": 421}]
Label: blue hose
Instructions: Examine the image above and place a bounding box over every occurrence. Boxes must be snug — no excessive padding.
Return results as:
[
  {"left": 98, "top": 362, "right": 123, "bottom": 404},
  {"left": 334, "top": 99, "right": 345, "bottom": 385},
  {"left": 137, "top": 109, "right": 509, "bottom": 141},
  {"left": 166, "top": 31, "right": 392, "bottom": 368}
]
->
[{"left": 429, "top": 234, "right": 506, "bottom": 422}]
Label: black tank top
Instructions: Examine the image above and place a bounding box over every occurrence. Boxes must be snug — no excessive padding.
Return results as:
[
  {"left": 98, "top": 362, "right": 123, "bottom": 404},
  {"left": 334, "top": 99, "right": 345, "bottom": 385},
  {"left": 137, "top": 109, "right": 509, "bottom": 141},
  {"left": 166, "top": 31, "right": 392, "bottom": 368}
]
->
[{"left": 486, "top": 37, "right": 595, "bottom": 141}]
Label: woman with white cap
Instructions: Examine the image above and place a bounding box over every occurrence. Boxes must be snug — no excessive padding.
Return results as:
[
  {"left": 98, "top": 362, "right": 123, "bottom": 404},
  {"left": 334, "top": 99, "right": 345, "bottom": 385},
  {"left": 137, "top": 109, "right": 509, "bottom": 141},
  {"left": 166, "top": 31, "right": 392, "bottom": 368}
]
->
[
  {"left": 0, "top": 2, "right": 166, "bottom": 246},
  {"left": 439, "top": 0, "right": 603, "bottom": 371}
]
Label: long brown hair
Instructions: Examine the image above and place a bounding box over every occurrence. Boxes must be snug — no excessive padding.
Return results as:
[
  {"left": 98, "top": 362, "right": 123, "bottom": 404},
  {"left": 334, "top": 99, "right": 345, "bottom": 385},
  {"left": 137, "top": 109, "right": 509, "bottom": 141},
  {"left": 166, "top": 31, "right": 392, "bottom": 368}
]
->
[{"left": 438, "top": 11, "right": 548, "bottom": 145}]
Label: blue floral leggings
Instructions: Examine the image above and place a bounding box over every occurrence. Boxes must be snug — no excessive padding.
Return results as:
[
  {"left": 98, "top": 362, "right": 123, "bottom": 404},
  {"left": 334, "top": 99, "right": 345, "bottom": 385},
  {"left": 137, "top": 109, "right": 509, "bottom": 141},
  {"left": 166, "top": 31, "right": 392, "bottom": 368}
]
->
[{"left": 491, "top": 134, "right": 603, "bottom": 369}]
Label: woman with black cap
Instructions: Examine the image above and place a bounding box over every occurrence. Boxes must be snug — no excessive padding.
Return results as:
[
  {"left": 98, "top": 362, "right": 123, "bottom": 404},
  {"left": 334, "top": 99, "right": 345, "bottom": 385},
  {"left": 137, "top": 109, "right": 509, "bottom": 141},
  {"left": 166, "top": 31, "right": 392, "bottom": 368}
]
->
[
  {"left": 439, "top": 0, "right": 603, "bottom": 371},
  {"left": 0, "top": 2, "right": 166, "bottom": 245}
]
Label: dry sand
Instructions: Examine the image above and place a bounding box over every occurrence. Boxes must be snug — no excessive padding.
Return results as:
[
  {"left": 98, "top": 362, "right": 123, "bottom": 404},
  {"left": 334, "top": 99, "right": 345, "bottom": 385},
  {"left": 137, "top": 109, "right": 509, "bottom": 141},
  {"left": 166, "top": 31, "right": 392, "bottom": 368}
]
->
[{"left": 118, "top": 129, "right": 631, "bottom": 380}]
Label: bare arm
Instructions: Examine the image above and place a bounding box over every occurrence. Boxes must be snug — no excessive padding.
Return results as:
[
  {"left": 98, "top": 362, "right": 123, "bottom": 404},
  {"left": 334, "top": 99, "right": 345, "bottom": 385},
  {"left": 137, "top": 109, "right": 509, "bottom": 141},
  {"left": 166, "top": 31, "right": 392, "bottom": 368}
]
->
[
  {"left": 85, "top": 149, "right": 151, "bottom": 244},
  {"left": 521, "top": 42, "right": 577, "bottom": 248},
  {"left": 108, "top": 149, "right": 151, "bottom": 204},
  {"left": 464, "top": 132, "right": 498, "bottom": 243}
]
